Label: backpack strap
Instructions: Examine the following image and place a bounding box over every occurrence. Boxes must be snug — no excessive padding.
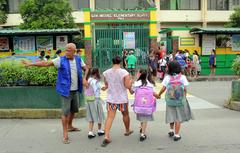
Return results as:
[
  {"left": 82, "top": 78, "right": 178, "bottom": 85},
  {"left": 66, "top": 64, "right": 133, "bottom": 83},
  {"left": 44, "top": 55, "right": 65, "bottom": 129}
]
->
[{"left": 169, "top": 74, "right": 182, "bottom": 83}]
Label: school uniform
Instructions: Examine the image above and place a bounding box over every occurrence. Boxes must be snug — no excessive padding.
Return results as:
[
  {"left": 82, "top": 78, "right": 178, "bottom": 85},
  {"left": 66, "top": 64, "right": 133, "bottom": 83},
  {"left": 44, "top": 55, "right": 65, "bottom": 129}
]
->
[
  {"left": 85, "top": 77, "right": 105, "bottom": 123},
  {"left": 162, "top": 74, "right": 194, "bottom": 123}
]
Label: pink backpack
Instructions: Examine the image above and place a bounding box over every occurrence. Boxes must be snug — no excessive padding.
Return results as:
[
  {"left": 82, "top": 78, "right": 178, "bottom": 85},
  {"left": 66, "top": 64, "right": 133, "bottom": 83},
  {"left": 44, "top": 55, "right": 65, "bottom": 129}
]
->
[{"left": 133, "top": 86, "right": 156, "bottom": 115}]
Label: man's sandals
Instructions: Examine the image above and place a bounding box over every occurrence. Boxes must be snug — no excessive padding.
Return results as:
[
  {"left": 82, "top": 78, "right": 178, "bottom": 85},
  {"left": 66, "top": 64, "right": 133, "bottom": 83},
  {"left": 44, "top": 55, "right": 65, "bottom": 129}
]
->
[
  {"left": 62, "top": 138, "right": 70, "bottom": 144},
  {"left": 101, "top": 130, "right": 133, "bottom": 147},
  {"left": 68, "top": 127, "right": 81, "bottom": 132},
  {"left": 101, "top": 139, "right": 111, "bottom": 147}
]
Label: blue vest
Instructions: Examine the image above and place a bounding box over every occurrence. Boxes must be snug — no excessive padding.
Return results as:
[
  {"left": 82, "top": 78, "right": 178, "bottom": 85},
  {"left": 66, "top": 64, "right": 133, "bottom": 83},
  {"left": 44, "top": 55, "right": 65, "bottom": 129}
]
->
[{"left": 56, "top": 56, "right": 83, "bottom": 97}]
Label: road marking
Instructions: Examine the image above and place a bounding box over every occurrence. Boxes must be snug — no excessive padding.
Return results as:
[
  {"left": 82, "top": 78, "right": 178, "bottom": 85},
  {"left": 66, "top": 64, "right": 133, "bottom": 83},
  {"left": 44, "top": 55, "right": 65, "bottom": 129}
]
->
[{"left": 99, "top": 82, "right": 220, "bottom": 112}]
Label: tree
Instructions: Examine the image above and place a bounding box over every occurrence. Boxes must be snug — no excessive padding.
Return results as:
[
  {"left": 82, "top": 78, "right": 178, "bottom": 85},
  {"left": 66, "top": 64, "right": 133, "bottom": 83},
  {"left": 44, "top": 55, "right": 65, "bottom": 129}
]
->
[
  {"left": 225, "top": 8, "right": 240, "bottom": 28},
  {"left": 0, "top": 0, "right": 7, "bottom": 24},
  {"left": 19, "top": 0, "right": 76, "bottom": 29}
]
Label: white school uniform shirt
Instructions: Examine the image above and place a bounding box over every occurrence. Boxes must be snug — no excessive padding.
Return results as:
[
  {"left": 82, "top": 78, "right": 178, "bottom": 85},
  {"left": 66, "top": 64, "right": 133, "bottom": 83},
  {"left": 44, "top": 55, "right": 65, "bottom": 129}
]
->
[
  {"left": 133, "top": 80, "right": 155, "bottom": 92},
  {"left": 88, "top": 77, "right": 102, "bottom": 98},
  {"left": 162, "top": 74, "right": 189, "bottom": 87}
]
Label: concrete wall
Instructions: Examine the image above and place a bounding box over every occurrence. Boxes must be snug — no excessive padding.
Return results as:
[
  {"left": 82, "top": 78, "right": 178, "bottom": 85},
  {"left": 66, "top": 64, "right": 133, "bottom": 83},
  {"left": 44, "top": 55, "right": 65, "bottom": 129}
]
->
[
  {"left": 158, "top": 11, "right": 202, "bottom": 22},
  {"left": 207, "top": 11, "right": 233, "bottom": 23}
]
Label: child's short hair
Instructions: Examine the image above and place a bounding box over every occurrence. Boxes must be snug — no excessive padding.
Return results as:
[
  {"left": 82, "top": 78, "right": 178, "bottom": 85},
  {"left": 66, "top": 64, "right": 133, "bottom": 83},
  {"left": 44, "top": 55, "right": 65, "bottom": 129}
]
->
[{"left": 167, "top": 61, "right": 181, "bottom": 75}]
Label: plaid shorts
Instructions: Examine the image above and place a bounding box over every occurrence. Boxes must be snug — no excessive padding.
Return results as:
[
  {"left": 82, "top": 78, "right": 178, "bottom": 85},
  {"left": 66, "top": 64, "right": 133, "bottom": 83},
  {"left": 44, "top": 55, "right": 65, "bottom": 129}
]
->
[{"left": 107, "top": 103, "right": 128, "bottom": 112}]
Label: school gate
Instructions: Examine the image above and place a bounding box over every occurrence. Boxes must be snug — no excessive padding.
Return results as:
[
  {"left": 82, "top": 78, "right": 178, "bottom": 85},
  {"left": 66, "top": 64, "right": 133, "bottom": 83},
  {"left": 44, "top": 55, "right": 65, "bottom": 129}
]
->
[
  {"left": 93, "top": 24, "right": 149, "bottom": 71},
  {"left": 82, "top": 8, "right": 158, "bottom": 71}
]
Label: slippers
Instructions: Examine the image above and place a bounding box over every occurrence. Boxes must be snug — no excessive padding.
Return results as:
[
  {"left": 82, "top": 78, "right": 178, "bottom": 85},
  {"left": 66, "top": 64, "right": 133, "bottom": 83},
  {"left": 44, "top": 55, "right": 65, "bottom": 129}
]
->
[
  {"left": 68, "top": 127, "right": 81, "bottom": 132},
  {"left": 124, "top": 130, "right": 134, "bottom": 136},
  {"left": 62, "top": 138, "right": 70, "bottom": 144},
  {"left": 101, "top": 139, "right": 111, "bottom": 147}
]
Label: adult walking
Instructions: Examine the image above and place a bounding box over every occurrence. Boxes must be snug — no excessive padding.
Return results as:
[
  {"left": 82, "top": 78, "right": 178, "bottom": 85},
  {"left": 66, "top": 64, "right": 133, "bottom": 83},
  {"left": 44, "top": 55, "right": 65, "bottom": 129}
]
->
[
  {"left": 175, "top": 50, "right": 187, "bottom": 75},
  {"left": 22, "top": 43, "right": 89, "bottom": 144},
  {"left": 209, "top": 49, "right": 217, "bottom": 76},
  {"left": 101, "top": 56, "right": 133, "bottom": 147},
  {"left": 192, "top": 50, "right": 201, "bottom": 78},
  {"left": 126, "top": 50, "right": 137, "bottom": 76},
  {"left": 148, "top": 50, "right": 158, "bottom": 79}
]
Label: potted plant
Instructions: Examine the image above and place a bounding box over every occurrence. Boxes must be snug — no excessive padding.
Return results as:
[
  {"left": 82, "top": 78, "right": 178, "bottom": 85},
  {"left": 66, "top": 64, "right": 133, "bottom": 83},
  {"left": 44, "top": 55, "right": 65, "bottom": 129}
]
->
[{"left": 225, "top": 56, "right": 240, "bottom": 111}]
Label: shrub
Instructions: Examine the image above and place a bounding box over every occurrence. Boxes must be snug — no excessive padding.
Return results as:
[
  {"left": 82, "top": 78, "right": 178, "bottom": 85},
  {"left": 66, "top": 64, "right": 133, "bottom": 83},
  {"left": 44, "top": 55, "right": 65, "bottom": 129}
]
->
[
  {"left": 232, "top": 56, "right": 240, "bottom": 77},
  {"left": 0, "top": 58, "right": 57, "bottom": 87}
]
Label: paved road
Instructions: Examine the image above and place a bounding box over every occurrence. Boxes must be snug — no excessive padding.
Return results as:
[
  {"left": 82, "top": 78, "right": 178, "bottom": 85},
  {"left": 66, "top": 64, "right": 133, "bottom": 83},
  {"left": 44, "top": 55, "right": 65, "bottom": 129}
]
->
[{"left": 0, "top": 81, "right": 240, "bottom": 153}]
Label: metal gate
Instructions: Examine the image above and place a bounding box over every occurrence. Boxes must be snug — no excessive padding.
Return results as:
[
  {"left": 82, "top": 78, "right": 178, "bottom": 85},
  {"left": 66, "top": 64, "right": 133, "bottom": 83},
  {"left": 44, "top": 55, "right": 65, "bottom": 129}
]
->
[{"left": 92, "top": 24, "right": 149, "bottom": 71}]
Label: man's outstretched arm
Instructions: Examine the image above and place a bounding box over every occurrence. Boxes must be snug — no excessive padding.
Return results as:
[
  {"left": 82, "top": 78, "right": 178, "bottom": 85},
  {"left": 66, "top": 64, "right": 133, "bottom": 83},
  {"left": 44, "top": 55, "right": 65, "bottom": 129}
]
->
[{"left": 22, "top": 60, "right": 54, "bottom": 67}]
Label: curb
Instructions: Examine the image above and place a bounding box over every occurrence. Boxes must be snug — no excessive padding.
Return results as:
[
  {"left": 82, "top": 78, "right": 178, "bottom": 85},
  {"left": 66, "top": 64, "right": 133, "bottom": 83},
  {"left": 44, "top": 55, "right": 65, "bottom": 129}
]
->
[
  {"left": 189, "top": 76, "right": 238, "bottom": 82},
  {"left": 0, "top": 108, "right": 86, "bottom": 119},
  {"left": 224, "top": 100, "right": 240, "bottom": 111}
]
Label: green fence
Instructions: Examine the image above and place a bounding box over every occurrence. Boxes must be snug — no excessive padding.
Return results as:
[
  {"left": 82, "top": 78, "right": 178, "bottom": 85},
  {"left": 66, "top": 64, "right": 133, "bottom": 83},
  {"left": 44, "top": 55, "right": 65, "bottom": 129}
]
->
[
  {"left": 200, "top": 54, "right": 236, "bottom": 75},
  {"left": 92, "top": 24, "right": 149, "bottom": 72}
]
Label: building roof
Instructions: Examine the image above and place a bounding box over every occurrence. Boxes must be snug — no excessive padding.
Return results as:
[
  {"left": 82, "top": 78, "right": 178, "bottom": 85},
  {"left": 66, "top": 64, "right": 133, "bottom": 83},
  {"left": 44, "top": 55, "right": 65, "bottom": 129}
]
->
[
  {"left": 190, "top": 28, "right": 240, "bottom": 34},
  {"left": 0, "top": 28, "right": 81, "bottom": 36},
  {"left": 159, "top": 27, "right": 191, "bottom": 34}
]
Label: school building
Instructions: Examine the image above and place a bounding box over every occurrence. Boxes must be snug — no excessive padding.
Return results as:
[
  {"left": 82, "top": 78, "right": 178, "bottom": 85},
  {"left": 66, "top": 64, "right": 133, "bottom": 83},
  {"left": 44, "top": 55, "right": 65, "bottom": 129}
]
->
[{"left": 1, "top": 0, "right": 240, "bottom": 74}]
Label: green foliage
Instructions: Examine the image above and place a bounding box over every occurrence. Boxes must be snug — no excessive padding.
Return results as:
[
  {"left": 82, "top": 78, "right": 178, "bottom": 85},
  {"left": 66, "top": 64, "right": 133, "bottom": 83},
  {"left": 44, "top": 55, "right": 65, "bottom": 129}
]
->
[
  {"left": 225, "top": 8, "right": 240, "bottom": 28},
  {"left": 0, "top": 0, "right": 7, "bottom": 24},
  {"left": 232, "top": 56, "right": 240, "bottom": 76},
  {"left": 19, "top": 0, "right": 76, "bottom": 29},
  {"left": 0, "top": 59, "right": 57, "bottom": 86}
]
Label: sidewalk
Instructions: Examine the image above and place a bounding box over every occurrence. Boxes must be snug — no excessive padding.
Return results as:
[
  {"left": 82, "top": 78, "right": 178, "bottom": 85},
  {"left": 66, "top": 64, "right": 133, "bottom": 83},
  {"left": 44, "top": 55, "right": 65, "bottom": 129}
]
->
[{"left": 189, "top": 75, "right": 238, "bottom": 82}]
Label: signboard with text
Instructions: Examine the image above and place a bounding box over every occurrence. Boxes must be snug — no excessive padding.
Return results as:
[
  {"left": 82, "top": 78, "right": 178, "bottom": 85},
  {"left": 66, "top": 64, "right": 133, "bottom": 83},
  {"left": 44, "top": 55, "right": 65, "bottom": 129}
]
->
[
  {"left": 180, "top": 37, "right": 195, "bottom": 46},
  {"left": 202, "top": 34, "right": 216, "bottom": 55},
  {"left": 0, "top": 37, "right": 9, "bottom": 51},
  {"left": 56, "top": 36, "right": 68, "bottom": 50},
  {"left": 13, "top": 36, "right": 35, "bottom": 54},
  {"left": 232, "top": 35, "right": 240, "bottom": 51},
  {"left": 123, "top": 32, "right": 135, "bottom": 49},
  {"left": 91, "top": 12, "right": 150, "bottom": 21},
  {"left": 36, "top": 36, "right": 53, "bottom": 51}
]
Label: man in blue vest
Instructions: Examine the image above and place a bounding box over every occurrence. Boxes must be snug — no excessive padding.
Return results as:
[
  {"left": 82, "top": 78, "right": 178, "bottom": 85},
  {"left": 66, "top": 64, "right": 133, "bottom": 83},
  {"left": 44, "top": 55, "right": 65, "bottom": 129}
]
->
[{"left": 22, "top": 43, "right": 88, "bottom": 144}]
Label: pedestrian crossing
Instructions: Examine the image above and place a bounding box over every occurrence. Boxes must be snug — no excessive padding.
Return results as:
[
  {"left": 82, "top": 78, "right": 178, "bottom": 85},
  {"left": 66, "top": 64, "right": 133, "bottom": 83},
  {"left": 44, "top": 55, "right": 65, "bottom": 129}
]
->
[{"left": 99, "top": 82, "right": 220, "bottom": 112}]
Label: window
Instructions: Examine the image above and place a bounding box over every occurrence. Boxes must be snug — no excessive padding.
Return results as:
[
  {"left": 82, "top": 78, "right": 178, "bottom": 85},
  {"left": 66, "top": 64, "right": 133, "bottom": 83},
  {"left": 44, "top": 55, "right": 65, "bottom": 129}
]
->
[
  {"left": 160, "top": 0, "right": 170, "bottom": 10},
  {"left": 232, "top": 0, "right": 240, "bottom": 5},
  {"left": 208, "top": 0, "right": 229, "bottom": 10},
  {"left": 8, "top": 0, "right": 25, "bottom": 13},
  {"left": 95, "top": 0, "right": 153, "bottom": 10},
  {"left": 160, "top": 0, "right": 200, "bottom": 10},
  {"left": 69, "top": 0, "right": 89, "bottom": 11}
]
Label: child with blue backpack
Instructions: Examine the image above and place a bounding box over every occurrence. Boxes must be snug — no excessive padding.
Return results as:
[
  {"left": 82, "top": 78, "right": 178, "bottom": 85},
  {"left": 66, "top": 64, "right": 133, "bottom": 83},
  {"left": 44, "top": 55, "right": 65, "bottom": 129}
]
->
[
  {"left": 84, "top": 68, "right": 105, "bottom": 139},
  {"left": 130, "top": 69, "right": 158, "bottom": 141},
  {"left": 158, "top": 61, "right": 193, "bottom": 141}
]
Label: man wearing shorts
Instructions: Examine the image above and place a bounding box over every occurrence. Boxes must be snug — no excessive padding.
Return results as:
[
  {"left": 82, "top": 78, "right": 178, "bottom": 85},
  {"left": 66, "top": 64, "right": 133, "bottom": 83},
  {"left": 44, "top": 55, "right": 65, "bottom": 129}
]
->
[
  {"left": 101, "top": 56, "right": 133, "bottom": 147},
  {"left": 22, "top": 43, "right": 88, "bottom": 144}
]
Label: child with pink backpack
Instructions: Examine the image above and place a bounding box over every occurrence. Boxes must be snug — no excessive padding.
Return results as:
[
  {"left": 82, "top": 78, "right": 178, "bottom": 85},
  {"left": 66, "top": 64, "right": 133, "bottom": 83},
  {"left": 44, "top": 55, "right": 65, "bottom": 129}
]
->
[
  {"left": 85, "top": 68, "right": 105, "bottom": 139},
  {"left": 130, "top": 69, "right": 158, "bottom": 141},
  {"left": 158, "top": 61, "right": 194, "bottom": 141}
]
